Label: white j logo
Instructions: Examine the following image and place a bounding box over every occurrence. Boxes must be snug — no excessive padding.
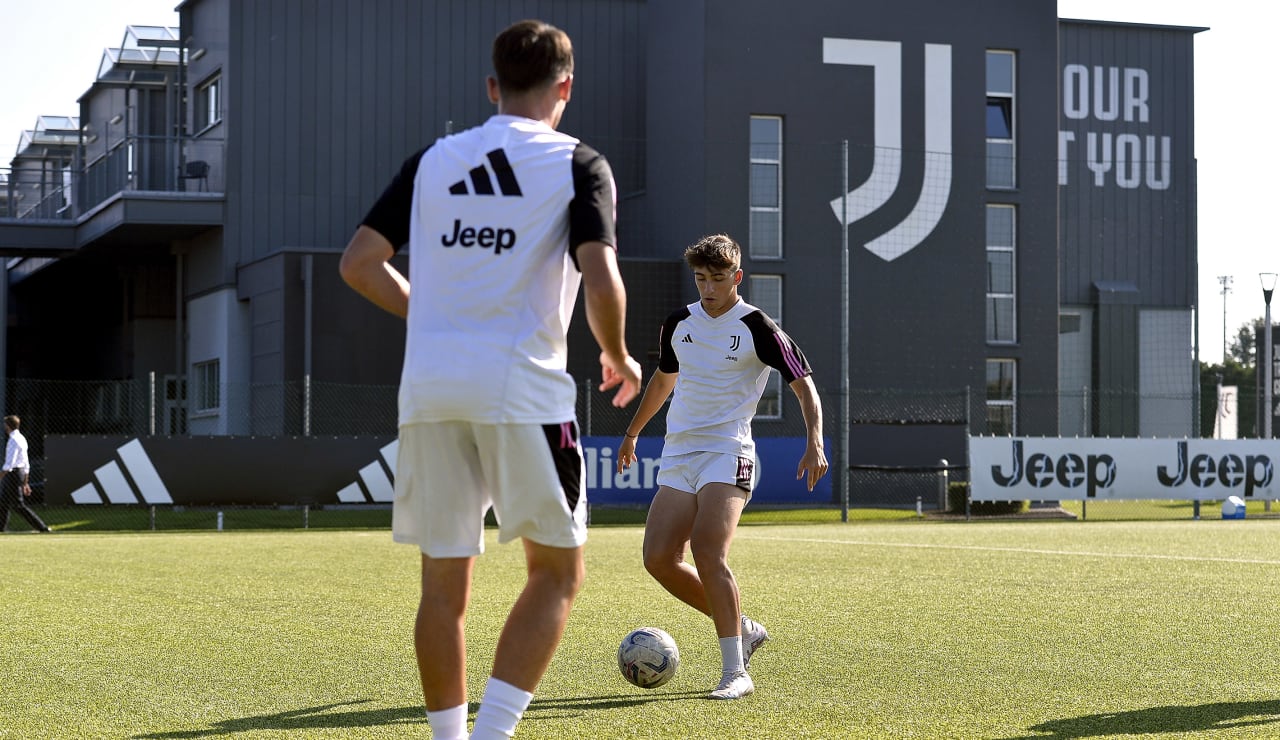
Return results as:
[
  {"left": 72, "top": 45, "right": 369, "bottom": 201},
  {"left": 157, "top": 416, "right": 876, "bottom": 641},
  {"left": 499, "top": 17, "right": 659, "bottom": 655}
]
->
[{"left": 823, "top": 38, "right": 953, "bottom": 262}]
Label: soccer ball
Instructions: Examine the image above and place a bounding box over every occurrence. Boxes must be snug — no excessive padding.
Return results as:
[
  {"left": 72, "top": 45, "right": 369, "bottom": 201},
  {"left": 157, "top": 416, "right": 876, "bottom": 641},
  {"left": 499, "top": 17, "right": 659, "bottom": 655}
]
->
[
  {"left": 1222, "top": 495, "right": 1247, "bottom": 519},
  {"left": 617, "top": 627, "right": 680, "bottom": 688}
]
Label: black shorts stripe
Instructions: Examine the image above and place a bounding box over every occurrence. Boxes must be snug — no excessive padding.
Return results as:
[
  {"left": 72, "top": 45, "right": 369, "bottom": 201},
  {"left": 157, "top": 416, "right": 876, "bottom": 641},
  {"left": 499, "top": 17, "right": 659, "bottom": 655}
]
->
[
  {"left": 541, "top": 421, "right": 584, "bottom": 511},
  {"left": 736, "top": 456, "right": 755, "bottom": 490}
]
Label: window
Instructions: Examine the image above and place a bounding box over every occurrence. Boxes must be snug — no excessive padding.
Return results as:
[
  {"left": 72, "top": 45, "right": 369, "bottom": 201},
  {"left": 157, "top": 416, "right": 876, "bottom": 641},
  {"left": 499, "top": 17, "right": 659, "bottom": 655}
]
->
[
  {"left": 195, "top": 74, "right": 221, "bottom": 131},
  {"left": 986, "top": 359, "right": 1016, "bottom": 435},
  {"left": 986, "top": 204, "right": 1016, "bottom": 343},
  {"left": 749, "top": 116, "right": 783, "bottom": 259},
  {"left": 986, "top": 51, "right": 1015, "bottom": 189},
  {"left": 748, "top": 275, "right": 784, "bottom": 419},
  {"left": 194, "top": 359, "right": 221, "bottom": 413}
]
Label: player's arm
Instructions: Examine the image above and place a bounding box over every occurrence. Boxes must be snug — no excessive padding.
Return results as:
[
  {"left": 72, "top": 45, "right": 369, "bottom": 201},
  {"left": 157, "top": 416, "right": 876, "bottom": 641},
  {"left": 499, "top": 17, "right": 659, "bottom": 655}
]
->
[
  {"left": 617, "top": 370, "right": 677, "bottom": 472},
  {"left": 789, "top": 375, "right": 829, "bottom": 491},
  {"left": 578, "top": 242, "right": 642, "bottom": 407},
  {"left": 340, "top": 148, "right": 424, "bottom": 318},
  {"left": 339, "top": 226, "right": 409, "bottom": 318}
]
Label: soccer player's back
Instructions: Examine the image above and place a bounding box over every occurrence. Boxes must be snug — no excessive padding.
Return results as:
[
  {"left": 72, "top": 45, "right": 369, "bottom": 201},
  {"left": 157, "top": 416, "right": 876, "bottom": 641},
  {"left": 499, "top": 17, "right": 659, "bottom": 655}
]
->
[{"left": 340, "top": 18, "right": 641, "bottom": 740}]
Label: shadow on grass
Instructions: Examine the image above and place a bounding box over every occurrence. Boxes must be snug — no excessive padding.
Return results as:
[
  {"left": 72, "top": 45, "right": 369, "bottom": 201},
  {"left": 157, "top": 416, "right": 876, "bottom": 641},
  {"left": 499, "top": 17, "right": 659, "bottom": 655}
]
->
[
  {"left": 528, "top": 689, "right": 707, "bottom": 713},
  {"left": 132, "top": 692, "right": 705, "bottom": 738},
  {"left": 132, "top": 700, "right": 424, "bottom": 738},
  {"left": 1003, "top": 700, "right": 1280, "bottom": 739}
]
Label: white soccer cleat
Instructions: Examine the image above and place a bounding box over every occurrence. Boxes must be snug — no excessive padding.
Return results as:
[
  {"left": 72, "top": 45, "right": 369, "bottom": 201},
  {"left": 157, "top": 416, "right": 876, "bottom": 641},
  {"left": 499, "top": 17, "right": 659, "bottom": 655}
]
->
[
  {"left": 709, "top": 670, "right": 755, "bottom": 700},
  {"left": 741, "top": 614, "right": 769, "bottom": 667}
]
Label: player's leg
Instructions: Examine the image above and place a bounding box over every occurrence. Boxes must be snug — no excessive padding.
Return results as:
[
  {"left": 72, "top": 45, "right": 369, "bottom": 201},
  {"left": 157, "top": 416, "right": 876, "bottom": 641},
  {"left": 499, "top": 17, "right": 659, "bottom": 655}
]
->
[
  {"left": 491, "top": 539, "right": 585, "bottom": 690},
  {"left": 692, "top": 485, "right": 754, "bottom": 699},
  {"left": 472, "top": 421, "right": 587, "bottom": 739},
  {"left": 393, "top": 421, "right": 489, "bottom": 738},
  {"left": 416, "top": 554, "right": 474, "bottom": 709},
  {"left": 642, "top": 486, "right": 711, "bottom": 615},
  {"left": 689, "top": 482, "right": 748, "bottom": 640}
]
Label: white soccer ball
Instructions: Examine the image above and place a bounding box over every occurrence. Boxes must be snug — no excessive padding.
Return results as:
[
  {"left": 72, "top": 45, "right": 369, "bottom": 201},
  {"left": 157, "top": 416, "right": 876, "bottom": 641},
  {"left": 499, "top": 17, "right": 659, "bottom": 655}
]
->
[
  {"left": 1222, "top": 495, "right": 1247, "bottom": 519},
  {"left": 617, "top": 627, "right": 680, "bottom": 689}
]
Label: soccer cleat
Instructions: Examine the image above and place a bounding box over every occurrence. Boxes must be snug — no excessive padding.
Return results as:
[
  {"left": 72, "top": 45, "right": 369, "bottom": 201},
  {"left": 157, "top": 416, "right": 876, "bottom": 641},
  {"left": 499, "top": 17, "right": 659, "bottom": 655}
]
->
[
  {"left": 741, "top": 614, "right": 769, "bottom": 667},
  {"left": 709, "top": 670, "right": 755, "bottom": 700}
]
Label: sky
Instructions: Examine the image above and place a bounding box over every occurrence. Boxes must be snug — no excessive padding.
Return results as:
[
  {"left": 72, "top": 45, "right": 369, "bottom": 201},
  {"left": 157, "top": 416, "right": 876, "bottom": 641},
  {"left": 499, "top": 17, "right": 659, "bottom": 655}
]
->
[{"left": 0, "top": 1, "right": 1274, "bottom": 362}]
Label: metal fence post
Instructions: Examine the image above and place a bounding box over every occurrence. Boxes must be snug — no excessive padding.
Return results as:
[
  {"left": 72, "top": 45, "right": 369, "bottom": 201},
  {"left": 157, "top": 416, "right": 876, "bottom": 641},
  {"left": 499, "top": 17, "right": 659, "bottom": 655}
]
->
[
  {"left": 937, "top": 458, "right": 949, "bottom": 511},
  {"left": 303, "top": 374, "right": 311, "bottom": 437},
  {"left": 149, "top": 371, "right": 156, "bottom": 436}
]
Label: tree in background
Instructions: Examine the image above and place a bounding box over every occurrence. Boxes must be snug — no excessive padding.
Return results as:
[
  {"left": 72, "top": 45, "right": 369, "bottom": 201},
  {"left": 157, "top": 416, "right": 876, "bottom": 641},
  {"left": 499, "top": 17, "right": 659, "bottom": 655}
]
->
[{"left": 1227, "top": 317, "right": 1265, "bottom": 367}]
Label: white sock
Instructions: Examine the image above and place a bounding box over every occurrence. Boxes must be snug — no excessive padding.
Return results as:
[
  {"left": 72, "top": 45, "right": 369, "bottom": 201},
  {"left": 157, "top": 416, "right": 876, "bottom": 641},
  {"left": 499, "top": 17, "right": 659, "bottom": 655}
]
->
[
  {"left": 719, "top": 635, "right": 745, "bottom": 675},
  {"left": 426, "top": 704, "right": 468, "bottom": 740},
  {"left": 470, "top": 676, "right": 533, "bottom": 739}
]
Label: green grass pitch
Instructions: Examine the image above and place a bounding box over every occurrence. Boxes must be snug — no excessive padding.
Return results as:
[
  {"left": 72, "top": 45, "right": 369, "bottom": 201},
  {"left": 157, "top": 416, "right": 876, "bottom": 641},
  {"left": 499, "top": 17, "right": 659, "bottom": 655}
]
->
[{"left": 4, "top": 518, "right": 1280, "bottom": 738}]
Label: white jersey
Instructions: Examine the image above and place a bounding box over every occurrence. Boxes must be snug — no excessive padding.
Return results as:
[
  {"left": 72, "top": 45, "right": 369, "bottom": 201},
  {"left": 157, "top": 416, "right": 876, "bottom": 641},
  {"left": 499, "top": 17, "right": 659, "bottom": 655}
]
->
[
  {"left": 657, "top": 299, "right": 812, "bottom": 458},
  {"left": 362, "top": 115, "right": 617, "bottom": 425}
]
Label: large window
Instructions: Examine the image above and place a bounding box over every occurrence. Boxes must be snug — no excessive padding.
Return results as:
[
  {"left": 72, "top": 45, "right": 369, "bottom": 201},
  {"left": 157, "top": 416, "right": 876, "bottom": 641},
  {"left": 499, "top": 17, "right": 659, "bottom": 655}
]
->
[
  {"left": 986, "top": 51, "right": 1015, "bottom": 189},
  {"left": 986, "top": 204, "right": 1016, "bottom": 344},
  {"left": 748, "top": 274, "right": 784, "bottom": 419},
  {"left": 986, "top": 359, "right": 1016, "bottom": 435},
  {"left": 193, "top": 359, "right": 221, "bottom": 413},
  {"left": 749, "top": 116, "right": 783, "bottom": 259},
  {"left": 195, "top": 74, "right": 222, "bottom": 132}
]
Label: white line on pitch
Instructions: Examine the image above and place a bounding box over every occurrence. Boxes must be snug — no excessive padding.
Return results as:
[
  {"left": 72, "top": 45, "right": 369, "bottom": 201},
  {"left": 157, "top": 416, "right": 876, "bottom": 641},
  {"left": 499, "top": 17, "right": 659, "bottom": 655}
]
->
[{"left": 737, "top": 535, "right": 1280, "bottom": 566}]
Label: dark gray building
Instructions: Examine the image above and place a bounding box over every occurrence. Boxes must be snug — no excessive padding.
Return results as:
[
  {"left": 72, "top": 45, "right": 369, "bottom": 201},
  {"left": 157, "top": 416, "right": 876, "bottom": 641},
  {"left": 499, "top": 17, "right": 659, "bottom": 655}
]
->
[{"left": 0, "top": 1, "right": 1204, "bottom": 502}]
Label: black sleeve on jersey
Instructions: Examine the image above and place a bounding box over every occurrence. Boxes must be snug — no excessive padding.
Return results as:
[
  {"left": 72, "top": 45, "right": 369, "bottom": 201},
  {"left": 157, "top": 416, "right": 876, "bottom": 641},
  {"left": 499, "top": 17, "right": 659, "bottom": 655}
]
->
[
  {"left": 568, "top": 143, "right": 618, "bottom": 268},
  {"left": 657, "top": 307, "right": 691, "bottom": 374},
  {"left": 360, "top": 147, "right": 429, "bottom": 249},
  {"left": 741, "top": 310, "right": 813, "bottom": 384}
]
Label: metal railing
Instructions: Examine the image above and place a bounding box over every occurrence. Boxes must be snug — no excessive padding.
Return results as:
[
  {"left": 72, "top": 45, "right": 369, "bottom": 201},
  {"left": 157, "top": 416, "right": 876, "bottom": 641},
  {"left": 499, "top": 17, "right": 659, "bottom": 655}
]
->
[{"left": 1, "top": 134, "right": 224, "bottom": 220}]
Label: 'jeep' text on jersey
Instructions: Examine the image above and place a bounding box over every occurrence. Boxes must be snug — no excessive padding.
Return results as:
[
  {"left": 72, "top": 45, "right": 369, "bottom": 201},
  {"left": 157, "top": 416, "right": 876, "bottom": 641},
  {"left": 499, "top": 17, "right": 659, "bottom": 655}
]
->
[
  {"left": 362, "top": 115, "right": 617, "bottom": 425},
  {"left": 657, "top": 299, "right": 813, "bottom": 459}
]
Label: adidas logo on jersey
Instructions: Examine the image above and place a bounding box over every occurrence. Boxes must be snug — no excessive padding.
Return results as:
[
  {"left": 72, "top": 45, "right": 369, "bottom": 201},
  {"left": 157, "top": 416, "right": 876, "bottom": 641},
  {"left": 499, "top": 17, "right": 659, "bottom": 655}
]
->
[
  {"left": 681, "top": 334, "right": 694, "bottom": 343},
  {"left": 448, "top": 148, "right": 523, "bottom": 196}
]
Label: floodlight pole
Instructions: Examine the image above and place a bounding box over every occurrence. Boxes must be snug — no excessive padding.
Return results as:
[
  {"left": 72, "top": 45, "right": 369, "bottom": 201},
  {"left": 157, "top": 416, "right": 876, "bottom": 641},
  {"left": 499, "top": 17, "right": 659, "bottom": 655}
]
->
[{"left": 1263, "top": 273, "right": 1277, "bottom": 439}]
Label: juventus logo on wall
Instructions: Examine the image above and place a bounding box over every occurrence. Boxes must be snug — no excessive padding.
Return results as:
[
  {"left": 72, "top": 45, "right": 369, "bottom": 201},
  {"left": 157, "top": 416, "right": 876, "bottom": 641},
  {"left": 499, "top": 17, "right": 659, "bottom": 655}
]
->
[
  {"left": 823, "top": 38, "right": 953, "bottom": 262},
  {"left": 449, "top": 149, "right": 524, "bottom": 196}
]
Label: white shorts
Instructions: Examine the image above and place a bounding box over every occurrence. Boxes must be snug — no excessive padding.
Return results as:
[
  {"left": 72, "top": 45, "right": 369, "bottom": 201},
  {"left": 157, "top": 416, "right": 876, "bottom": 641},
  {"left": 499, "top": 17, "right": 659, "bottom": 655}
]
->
[
  {"left": 655, "top": 451, "right": 756, "bottom": 499},
  {"left": 392, "top": 420, "right": 587, "bottom": 558}
]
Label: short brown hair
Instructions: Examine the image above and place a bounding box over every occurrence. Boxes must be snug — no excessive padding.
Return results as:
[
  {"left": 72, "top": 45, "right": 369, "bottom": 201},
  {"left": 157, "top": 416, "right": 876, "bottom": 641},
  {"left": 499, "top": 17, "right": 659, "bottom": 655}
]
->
[
  {"left": 492, "top": 19, "right": 574, "bottom": 94},
  {"left": 3, "top": 415, "right": 19, "bottom": 431},
  {"left": 684, "top": 234, "right": 741, "bottom": 272}
]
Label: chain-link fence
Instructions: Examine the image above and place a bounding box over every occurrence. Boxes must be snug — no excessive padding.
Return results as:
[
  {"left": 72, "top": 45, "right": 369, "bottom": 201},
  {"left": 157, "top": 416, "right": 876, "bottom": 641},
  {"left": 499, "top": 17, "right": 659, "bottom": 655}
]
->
[{"left": 0, "top": 375, "right": 1272, "bottom": 532}]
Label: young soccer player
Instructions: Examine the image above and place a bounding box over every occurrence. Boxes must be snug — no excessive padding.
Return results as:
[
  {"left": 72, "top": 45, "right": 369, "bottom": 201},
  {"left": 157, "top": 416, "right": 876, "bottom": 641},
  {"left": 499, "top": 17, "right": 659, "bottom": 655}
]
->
[
  {"left": 340, "top": 19, "right": 642, "bottom": 740},
  {"left": 617, "top": 233, "right": 828, "bottom": 700}
]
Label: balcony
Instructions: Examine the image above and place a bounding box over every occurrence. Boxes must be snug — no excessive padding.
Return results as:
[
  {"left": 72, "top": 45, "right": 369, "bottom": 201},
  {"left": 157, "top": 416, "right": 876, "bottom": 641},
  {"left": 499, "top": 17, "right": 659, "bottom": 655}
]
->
[{"left": 0, "top": 133, "right": 224, "bottom": 255}]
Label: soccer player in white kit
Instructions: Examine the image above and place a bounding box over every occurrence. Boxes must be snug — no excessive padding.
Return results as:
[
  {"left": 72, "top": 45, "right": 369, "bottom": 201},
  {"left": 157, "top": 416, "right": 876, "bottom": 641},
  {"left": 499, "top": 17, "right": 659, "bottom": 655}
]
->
[
  {"left": 340, "top": 19, "right": 642, "bottom": 740},
  {"left": 617, "top": 233, "right": 828, "bottom": 700}
]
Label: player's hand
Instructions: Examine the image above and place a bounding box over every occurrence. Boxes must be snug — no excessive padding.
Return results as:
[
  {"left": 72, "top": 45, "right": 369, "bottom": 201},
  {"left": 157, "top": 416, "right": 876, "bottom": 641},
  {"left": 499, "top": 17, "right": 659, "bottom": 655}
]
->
[
  {"left": 599, "top": 352, "right": 642, "bottom": 407},
  {"left": 617, "top": 435, "right": 637, "bottom": 473},
  {"left": 796, "top": 444, "right": 829, "bottom": 492}
]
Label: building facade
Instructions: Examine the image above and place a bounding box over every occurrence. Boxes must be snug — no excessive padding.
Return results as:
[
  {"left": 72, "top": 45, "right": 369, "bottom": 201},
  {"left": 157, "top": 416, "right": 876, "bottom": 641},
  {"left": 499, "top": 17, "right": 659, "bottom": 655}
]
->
[{"left": 0, "top": 1, "right": 1203, "bottom": 503}]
